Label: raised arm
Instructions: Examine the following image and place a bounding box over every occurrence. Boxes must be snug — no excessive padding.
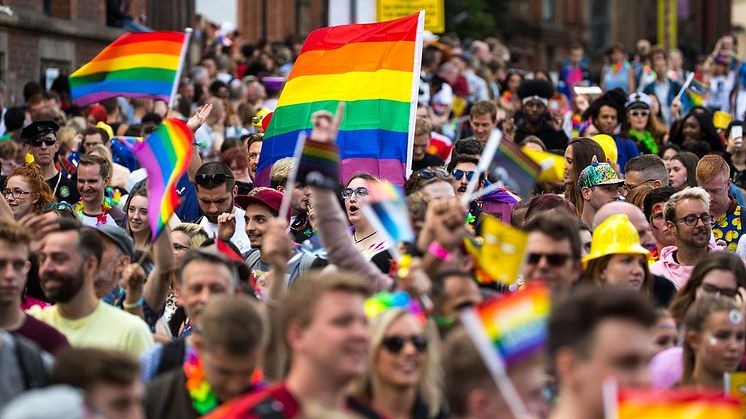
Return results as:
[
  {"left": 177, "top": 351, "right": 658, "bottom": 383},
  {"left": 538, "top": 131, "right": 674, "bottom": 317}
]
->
[{"left": 143, "top": 228, "right": 175, "bottom": 314}]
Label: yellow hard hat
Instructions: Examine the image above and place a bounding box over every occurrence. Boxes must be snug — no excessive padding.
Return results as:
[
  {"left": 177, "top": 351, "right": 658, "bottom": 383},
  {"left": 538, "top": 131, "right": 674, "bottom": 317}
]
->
[
  {"left": 591, "top": 134, "right": 618, "bottom": 164},
  {"left": 582, "top": 214, "right": 650, "bottom": 268}
]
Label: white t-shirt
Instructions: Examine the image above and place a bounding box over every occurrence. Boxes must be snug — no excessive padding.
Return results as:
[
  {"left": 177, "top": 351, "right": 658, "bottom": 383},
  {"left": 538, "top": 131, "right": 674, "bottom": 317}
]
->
[
  {"left": 80, "top": 212, "right": 117, "bottom": 227},
  {"left": 199, "top": 206, "right": 252, "bottom": 254}
]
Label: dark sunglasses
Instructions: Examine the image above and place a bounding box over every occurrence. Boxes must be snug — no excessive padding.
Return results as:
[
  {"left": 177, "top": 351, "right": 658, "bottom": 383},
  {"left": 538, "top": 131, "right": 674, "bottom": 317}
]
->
[
  {"left": 452, "top": 169, "right": 476, "bottom": 181},
  {"left": 414, "top": 167, "right": 449, "bottom": 179},
  {"left": 195, "top": 173, "right": 233, "bottom": 185},
  {"left": 381, "top": 335, "right": 428, "bottom": 353},
  {"left": 29, "top": 137, "right": 57, "bottom": 147},
  {"left": 43, "top": 202, "right": 73, "bottom": 211},
  {"left": 526, "top": 252, "right": 571, "bottom": 266},
  {"left": 700, "top": 283, "right": 739, "bottom": 299}
]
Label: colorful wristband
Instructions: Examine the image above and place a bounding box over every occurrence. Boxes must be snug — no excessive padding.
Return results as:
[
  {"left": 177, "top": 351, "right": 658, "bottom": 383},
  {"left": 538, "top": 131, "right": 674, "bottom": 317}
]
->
[
  {"left": 428, "top": 241, "right": 452, "bottom": 261},
  {"left": 123, "top": 298, "right": 144, "bottom": 309},
  {"left": 297, "top": 138, "right": 340, "bottom": 189}
]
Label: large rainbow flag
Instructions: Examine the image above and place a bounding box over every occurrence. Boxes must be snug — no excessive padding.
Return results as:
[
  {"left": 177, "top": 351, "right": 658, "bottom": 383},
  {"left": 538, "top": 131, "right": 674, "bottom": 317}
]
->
[
  {"left": 130, "top": 118, "right": 193, "bottom": 240},
  {"left": 255, "top": 13, "right": 424, "bottom": 187},
  {"left": 614, "top": 388, "right": 741, "bottom": 418},
  {"left": 69, "top": 31, "right": 189, "bottom": 107}
]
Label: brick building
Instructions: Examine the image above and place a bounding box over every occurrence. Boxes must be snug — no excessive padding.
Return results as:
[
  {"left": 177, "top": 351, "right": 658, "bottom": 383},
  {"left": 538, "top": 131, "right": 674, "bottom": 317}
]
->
[{"left": 0, "top": 0, "right": 194, "bottom": 106}]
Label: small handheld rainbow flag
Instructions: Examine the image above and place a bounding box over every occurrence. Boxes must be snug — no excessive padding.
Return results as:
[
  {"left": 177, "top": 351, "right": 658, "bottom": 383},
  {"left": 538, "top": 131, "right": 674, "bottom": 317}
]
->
[
  {"left": 362, "top": 180, "right": 415, "bottom": 245},
  {"left": 687, "top": 77, "right": 709, "bottom": 107},
  {"left": 488, "top": 139, "right": 541, "bottom": 200},
  {"left": 461, "top": 283, "right": 550, "bottom": 366},
  {"left": 130, "top": 118, "right": 194, "bottom": 240},
  {"left": 611, "top": 388, "right": 741, "bottom": 418},
  {"left": 69, "top": 31, "right": 190, "bottom": 107}
]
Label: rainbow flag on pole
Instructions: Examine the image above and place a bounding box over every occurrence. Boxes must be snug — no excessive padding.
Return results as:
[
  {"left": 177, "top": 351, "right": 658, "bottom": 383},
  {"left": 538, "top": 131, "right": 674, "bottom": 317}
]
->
[
  {"left": 461, "top": 283, "right": 550, "bottom": 366},
  {"left": 255, "top": 13, "right": 424, "bottom": 187},
  {"left": 362, "top": 180, "right": 414, "bottom": 244},
  {"left": 613, "top": 388, "right": 741, "bottom": 418},
  {"left": 69, "top": 31, "right": 190, "bottom": 107},
  {"left": 130, "top": 118, "right": 193, "bottom": 240}
]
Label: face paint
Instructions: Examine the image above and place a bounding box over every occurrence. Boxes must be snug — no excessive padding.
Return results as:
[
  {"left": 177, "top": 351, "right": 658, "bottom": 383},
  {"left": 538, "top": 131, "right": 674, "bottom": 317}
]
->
[
  {"left": 729, "top": 309, "right": 743, "bottom": 325},
  {"left": 709, "top": 336, "right": 718, "bottom": 346}
]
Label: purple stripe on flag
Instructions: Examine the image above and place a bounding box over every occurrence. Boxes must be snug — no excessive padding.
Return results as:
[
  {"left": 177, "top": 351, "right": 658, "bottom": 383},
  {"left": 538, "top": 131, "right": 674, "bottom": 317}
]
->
[
  {"left": 74, "top": 91, "right": 171, "bottom": 107},
  {"left": 255, "top": 157, "right": 407, "bottom": 188}
]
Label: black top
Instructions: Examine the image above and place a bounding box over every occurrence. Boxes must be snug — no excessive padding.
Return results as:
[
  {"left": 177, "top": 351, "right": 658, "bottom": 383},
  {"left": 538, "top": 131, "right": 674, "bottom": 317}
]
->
[
  {"left": 47, "top": 171, "right": 79, "bottom": 205},
  {"left": 514, "top": 120, "right": 569, "bottom": 151},
  {"left": 411, "top": 153, "right": 446, "bottom": 172}
]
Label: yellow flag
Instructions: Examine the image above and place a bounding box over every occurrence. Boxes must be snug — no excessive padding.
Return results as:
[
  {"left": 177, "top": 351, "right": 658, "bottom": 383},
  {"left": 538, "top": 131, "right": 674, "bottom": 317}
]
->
[
  {"left": 522, "top": 147, "right": 565, "bottom": 183},
  {"left": 466, "top": 215, "right": 528, "bottom": 285}
]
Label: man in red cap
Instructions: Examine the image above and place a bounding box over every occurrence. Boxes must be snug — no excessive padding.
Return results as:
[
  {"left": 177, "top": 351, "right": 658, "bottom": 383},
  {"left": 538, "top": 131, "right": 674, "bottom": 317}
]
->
[{"left": 218, "top": 187, "right": 317, "bottom": 299}]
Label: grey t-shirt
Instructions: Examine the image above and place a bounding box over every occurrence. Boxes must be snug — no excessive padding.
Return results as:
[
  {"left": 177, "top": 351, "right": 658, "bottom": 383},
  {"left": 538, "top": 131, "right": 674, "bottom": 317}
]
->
[{"left": 0, "top": 332, "right": 53, "bottom": 406}]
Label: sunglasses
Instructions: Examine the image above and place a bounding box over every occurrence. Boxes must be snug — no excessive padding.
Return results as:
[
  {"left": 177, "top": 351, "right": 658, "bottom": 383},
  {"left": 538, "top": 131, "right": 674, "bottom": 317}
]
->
[
  {"left": 452, "top": 169, "right": 476, "bottom": 181},
  {"left": 29, "top": 137, "right": 57, "bottom": 147},
  {"left": 629, "top": 110, "right": 650, "bottom": 118},
  {"left": 195, "top": 173, "right": 233, "bottom": 186},
  {"left": 413, "top": 167, "right": 450, "bottom": 180},
  {"left": 526, "top": 252, "right": 571, "bottom": 266},
  {"left": 341, "top": 187, "right": 369, "bottom": 200},
  {"left": 43, "top": 202, "right": 73, "bottom": 211},
  {"left": 700, "top": 282, "right": 739, "bottom": 298},
  {"left": 381, "top": 335, "right": 428, "bottom": 354}
]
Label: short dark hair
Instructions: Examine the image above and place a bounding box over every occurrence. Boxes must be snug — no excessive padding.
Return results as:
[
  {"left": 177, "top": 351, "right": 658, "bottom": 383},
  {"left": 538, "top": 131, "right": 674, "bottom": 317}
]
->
[
  {"left": 81, "top": 127, "right": 110, "bottom": 144},
  {"left": 624, "top": 154, "right": 668, "bottom": 186},
  {"left": 198, "top": 294, "right": 266, "bottom": 356},
  {"left": 51, "top": 347, "right": 139, "bottom": 390},
  {"left": 642, "top": 186, "right": 676, "bottom": 220},
  {"left": 469, "top": 100, "right": 498, "bottom": 122},
  {"left": 178, "top": 248, "right": 238, "bottom": 288},
  {"left": 548, "top": 286, "right": 657, "bottom": 360},
  {"left": 54, "top": 218, "right": 103, "bottom": 264},
  {"left": 78, "top": 154, "right": 111, "bottom": 181},
  {"left": 451, "top": 138, "right": 484, "bottom": 160},
  {"left": 523, "top": 211, "right": 582, "bottom": 261},
  {"left": 195, "top": 161, "right": 236, "bottom": 192},
  {"left": 446, "top": 154, "right": 480, "bottom": 173}
]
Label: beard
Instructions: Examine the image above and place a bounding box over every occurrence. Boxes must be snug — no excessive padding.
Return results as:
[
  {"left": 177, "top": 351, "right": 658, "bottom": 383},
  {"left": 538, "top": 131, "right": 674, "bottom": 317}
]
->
[{"left": 40, "top": 267, "right": 85, "bottom": 303}]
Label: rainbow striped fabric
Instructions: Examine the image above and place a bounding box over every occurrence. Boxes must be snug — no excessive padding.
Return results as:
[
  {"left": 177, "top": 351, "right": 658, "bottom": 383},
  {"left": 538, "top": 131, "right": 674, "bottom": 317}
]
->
[
  {"left": 488, "top": 139, "right": 541, "bottom": 200},
  {"left": 617, "top": 388, "right": 741, "bottom": 418},
  {"left": 255, "top": 13, "right": 423, "bottom": 187},
  {"left": 69, "top": 32, "right": 188, "bottom": 107},
  {"left": 130, "top": 118, "right": 193, "bottom": 240},
  {"left": 687, "top": 77, "right": 709, "bottom": 107},
  {"left": 473, "top": 283, "right": 550, "bottom": 365}
]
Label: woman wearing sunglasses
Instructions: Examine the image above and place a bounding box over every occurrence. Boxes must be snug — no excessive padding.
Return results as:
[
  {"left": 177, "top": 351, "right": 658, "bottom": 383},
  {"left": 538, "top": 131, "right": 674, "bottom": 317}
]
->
[
  {"left": 350, "top": 306, "right": 445, "bottom": 419},
  {"left": 621, "top": 92, "right": 667, "bottom": 155},
  {"left": 3, "top": 164, "right": 56, "bottom": 221},
  {"left": 580, "top": 214, "right": 654, "bottom": 295}
]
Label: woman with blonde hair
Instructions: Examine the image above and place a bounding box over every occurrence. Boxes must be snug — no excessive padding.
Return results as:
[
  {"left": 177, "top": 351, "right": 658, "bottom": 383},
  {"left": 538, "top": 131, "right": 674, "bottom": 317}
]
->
[{"left": 350, "top": 300, "right": 445, "bottom": 419}]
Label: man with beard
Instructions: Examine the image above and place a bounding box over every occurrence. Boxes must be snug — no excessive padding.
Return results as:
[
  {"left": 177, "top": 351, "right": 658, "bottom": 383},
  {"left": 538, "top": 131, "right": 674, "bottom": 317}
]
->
[
  {"left": 21, "top": 120, "right": 79, "bottom": 204},
  {"left": 578, "top": 160, "right": 623, "bottom": 227},
  {"left": 247, "top": 134, "right": 263, "bottom": 181},
  {"left": 269, "top": 158, "right": 314, "bottom": 243},
  {"left": 193, "top": 162, "right": 251, "bottom": 253},
  {"left": 513, "top": 79, "right": 568, "bottom": 150},
  {"left": 207, "top": 271, "right": 378, "bottom": 418},
  {"left": 27, "top": 218, "right": 153, "bottom": 356},
  {"left": 650, "top": 187, "right": 718, "bottom": 290},
  {"left": 76, "top": 154, "right": 125, "bottom": 227}
]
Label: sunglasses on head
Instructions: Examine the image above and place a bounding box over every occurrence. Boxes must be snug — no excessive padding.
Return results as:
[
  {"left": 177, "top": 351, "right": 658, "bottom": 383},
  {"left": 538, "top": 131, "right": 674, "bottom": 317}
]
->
[
  {"left": 700, "top": 282, "right": 739, "bottom": 298},
  {"left": 414, "top": 167, "right": 449, "bottom": 179},
  {"left": 381, "top": 335, "right": 428, "bottom": 354},
  {"left": 29, "top": 137, "right": 57, "bottom": 147},
  {"left": 195, "top": 173, "right": 233, "bottom": 186},
  {"left": 452, "top": 169, "right": 476, "bottom": 181},
  {"left": 43, "top": 202, "right": 73, "bottom": 211},
  {"left": 526, "top": 252, "right": 571, "bottom": 266}
]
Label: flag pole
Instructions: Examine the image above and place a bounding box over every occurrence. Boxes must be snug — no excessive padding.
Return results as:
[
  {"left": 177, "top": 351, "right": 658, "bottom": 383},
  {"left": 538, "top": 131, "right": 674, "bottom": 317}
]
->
[
  {"left": 169, "top": 27, "right": 193, "bottom": 110},
  {"left": 675, "top": 72, "right": 695, "bottom": 101},
  {"left": 405, "top": 11, "right": 426, "bottom": 180},
  {"left": 461, "top": 129, "right": 502, "bottom": 207}
]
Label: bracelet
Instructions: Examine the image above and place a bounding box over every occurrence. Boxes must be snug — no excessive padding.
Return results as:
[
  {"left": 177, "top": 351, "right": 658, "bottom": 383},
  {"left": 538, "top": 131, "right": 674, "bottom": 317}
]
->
[
  {"left": 427, "top": 241, "right": 452, "bottom": 261},
  {"left": 123, "top": 298, "right": 144, "bottom": 309}
]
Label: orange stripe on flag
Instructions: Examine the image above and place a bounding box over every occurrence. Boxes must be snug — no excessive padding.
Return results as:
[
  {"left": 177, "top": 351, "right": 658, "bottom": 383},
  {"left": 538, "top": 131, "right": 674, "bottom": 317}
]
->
[{"left": 289, "top": 41, "right": 415, "bottom": 80}]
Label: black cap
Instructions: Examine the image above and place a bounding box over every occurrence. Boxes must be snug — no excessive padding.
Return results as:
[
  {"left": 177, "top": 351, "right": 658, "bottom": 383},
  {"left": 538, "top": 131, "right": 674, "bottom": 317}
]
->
[{"left": 20, "top": 120, "right": 59, "bottom": 142}]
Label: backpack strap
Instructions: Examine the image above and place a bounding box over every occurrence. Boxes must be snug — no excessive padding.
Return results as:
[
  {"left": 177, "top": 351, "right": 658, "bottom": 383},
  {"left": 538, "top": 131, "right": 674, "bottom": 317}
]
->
[
  {"left": 13, "top": 334, "right": 48, "bottom": 389},
  {"left": 155, "top": 338, "right": 186, "bottom": 377}
]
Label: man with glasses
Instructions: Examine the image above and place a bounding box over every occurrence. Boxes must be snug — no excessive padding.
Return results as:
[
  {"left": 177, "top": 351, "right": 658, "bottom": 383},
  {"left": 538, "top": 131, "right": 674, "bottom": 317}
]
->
[
  {"left": 622, "top": 154, "right": 668, "bottom": 198},
  {"left": 651, "top": 187, "right": 718, "bottom": 290},
  {"left": 522, "top": 211, "right": 582, "bottom": 291},
  {"left": 193, "top": 162, "right": 251, "bottom": 254},
  {"left": 21, "top": 120, "right": 79, "bottom": 204}
]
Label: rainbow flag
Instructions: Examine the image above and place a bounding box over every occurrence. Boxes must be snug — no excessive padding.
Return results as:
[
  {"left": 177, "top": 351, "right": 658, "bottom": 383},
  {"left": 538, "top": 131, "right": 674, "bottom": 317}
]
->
[
  {"left": 462, "top": 283, "right": 550, "bottom": 366},
  {"left": 487, "top": 139, "right": 541, "bottom": 200},
  {"left": 615, "top": 388, "right": 741, "bottom": 418},
  {"left": 130, "top": 118, "right": 193, "bottom": 240},
  {"left": 687, "top": 77, "right": 709, "bottom": 107},
  {"left": 362, "top": 180, "right": 414, "bottom": 244},
  {"left": 69, "top": 31, "right": 189, "bottom": 107},
  {"left": 255, "top": 13, "right": 424, "bottom": 187}
]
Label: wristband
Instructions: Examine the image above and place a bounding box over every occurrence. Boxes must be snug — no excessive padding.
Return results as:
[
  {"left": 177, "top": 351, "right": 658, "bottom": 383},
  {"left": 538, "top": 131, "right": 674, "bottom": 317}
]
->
[
  {"left": 297, "top": 138, "right": 340, "bottom": 190},
  {"left": 428, "top": 241, "right": 452, "bottom": 261},
  {"left": 124, "top": 298, "right": 144, "bottom": 309}
]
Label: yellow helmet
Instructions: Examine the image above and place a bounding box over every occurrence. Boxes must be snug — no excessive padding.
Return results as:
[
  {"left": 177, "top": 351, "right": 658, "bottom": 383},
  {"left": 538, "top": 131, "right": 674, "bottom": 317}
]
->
[
  {"left": 591, "top": 134, "right": 618, "bottom": 164},
  {"left": 582, "top": 214, "right": 650, "bottom": 268}
]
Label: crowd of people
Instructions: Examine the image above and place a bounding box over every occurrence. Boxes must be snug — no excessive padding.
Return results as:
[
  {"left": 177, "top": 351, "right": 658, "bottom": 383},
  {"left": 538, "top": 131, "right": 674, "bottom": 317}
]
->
[{"left": 2, "top": 15, "right": 746, "bottom": 419}]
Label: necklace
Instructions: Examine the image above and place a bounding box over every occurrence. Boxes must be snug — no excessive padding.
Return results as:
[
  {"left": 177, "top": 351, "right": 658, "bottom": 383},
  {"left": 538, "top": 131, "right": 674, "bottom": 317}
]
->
[
  {"left": 184, "top": 347, "right": 219, "bottom": 415},
  {"left": 354, "top": 231, "right": 377, "bottom": 243}
]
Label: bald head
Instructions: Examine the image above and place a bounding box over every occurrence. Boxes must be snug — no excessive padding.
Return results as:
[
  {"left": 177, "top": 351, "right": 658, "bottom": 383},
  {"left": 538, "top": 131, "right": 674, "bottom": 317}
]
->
[{"left": 594, "top": 201, "right": 654, "bottom": 250}]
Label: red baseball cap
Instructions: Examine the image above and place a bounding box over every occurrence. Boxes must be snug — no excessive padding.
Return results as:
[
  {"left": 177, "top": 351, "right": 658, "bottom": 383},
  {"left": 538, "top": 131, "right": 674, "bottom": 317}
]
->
[{"left": 236, "top": 187, "right": 284, "bottom": 218}]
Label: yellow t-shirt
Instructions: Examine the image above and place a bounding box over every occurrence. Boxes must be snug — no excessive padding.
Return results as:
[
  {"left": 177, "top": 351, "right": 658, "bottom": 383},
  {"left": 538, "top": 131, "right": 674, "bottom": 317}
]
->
[{"left": 27, "top": 302, "right": 153, "bottom": 356}]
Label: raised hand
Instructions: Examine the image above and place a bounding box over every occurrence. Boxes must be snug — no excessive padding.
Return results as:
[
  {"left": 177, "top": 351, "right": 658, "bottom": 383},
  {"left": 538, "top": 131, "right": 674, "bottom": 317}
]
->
[
  {"left": 187, "top": 103, "right": 213, "bottom": 132},
  {"left": 217, "top": 212, "right": 236, "bottom": 241}
]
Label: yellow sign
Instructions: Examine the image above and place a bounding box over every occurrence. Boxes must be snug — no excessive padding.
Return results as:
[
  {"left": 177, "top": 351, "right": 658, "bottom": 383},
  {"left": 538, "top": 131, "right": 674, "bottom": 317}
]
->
[
  {"left": 377, "top": 1, "right": 444, "bottom": 33},
  {"left": 657, "top": 0, "right": 677, "bottom": 49}
]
